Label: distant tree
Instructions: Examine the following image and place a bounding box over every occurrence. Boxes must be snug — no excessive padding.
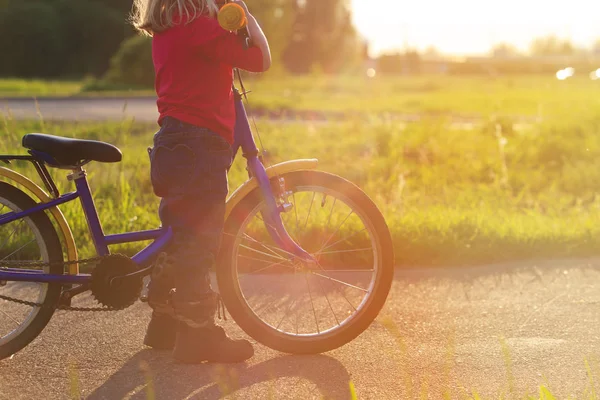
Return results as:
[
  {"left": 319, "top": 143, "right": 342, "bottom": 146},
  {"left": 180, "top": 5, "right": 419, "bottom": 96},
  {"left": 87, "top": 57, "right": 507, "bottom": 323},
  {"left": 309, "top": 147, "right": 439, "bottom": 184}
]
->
[
  {"left": 0, "top": 0, "right": 130, "bottom": 78},
  {"left": 282, "top": 0, "right": 361, "bottom": 74},
  {"left": 490, "top": 43, "right": 520, "bottom": 58},
  {"left": 55, "top": 0, "right": 128, "bottom": 76},
  {"left": 246, "top": 0, "right": 295, "bottom": 66},
  {"left": 376, "top": 51, "right": 422, "bottom": 75},
  {"left": 529, "top": 35, "right": 575, "bottom": 56},
  {"left": 0, "top": 2, "right": 64, "bottom": 78}
]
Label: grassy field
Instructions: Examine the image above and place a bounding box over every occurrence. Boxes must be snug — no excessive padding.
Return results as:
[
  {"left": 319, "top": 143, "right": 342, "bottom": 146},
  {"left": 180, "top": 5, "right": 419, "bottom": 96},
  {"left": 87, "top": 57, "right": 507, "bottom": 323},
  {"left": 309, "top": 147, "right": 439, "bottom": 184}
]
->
[
  {"left": 2, "top": 74, "right": 600, "bottom": 118},
  {"left": 1, "top": 77, "right": 599, "bottom": 266}
]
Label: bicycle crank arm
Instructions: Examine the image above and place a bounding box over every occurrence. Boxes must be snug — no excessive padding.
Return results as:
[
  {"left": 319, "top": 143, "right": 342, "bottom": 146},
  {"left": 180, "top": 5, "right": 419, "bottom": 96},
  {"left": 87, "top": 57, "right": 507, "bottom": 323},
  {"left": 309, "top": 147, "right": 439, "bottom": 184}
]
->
[{"left": 59, "top": 284, "right": 91, "bottom": 307}]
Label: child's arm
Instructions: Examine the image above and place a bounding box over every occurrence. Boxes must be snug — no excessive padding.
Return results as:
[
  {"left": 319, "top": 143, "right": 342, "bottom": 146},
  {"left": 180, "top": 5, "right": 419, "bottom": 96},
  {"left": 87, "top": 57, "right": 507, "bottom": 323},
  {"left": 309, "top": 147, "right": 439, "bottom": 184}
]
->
[{"left": 231, "top": 1, "right": 272, "bottom": 71}]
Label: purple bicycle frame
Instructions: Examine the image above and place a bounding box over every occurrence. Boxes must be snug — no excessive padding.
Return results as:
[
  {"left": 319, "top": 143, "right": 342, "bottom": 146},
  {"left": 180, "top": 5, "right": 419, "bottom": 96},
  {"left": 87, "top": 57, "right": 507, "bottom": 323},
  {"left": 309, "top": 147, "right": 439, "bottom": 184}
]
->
[{"left": 0, "top": 91, "right": 312, "bottom": 285}]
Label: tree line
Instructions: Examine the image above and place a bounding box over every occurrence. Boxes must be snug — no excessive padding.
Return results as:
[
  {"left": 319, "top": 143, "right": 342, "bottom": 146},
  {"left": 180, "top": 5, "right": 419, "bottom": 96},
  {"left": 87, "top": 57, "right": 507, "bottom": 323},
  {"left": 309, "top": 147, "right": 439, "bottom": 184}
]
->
[{"left": 0, "top": 0, "right": 363, "bottom": 79}]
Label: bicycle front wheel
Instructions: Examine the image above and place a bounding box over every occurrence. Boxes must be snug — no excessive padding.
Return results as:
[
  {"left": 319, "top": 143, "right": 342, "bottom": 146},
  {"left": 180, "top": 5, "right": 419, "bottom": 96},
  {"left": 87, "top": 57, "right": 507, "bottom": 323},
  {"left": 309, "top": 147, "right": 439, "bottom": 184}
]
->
[
  {"left": 218, "top": 171, "right": 394, "bottom": 354},
  {"left": 0, "top": 182, "right": 63, "bottom": 360}
]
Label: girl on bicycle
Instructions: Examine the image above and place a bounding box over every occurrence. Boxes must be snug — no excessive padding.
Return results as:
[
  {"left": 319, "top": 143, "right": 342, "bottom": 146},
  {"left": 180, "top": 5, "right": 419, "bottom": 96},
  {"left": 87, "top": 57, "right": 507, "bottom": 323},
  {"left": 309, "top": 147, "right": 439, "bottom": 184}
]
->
[{"left": 130, "top": 0, "right": 271, "bottom": 364}]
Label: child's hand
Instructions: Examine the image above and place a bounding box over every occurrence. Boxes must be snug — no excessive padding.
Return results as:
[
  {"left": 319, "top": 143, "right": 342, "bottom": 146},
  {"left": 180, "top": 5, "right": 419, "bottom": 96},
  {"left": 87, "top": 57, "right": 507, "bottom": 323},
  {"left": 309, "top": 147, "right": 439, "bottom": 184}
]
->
[{"left": 230, "top": 1, "right": 250, "bottom": 16}]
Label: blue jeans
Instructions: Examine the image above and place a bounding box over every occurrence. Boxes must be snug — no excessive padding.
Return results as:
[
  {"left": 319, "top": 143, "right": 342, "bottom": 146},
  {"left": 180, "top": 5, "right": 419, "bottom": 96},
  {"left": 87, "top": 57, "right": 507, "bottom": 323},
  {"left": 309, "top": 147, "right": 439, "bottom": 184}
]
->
[{"left": 148, "top": 117, "right": 233, "bottom": 326}]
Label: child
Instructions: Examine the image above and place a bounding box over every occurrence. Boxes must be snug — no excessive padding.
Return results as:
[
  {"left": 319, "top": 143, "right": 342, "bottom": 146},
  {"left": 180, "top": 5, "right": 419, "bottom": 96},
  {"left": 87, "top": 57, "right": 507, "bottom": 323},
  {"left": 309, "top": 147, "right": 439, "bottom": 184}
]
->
[{"left": 130, "top": 0, "right": 271, "bottom": 364}]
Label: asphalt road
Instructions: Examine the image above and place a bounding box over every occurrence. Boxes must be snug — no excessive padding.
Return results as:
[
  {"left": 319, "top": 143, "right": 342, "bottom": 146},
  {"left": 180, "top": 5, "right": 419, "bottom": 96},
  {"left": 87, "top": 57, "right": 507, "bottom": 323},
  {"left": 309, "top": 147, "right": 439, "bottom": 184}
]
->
[
  {"left": 0, "top": 97, "right": 535, "bottom": 130},
  {"left": 2, "top": 258, "right": 600, "bottom": 399},
  {"left": 1, "top": 97, "right": 160, "bottom": 122}
]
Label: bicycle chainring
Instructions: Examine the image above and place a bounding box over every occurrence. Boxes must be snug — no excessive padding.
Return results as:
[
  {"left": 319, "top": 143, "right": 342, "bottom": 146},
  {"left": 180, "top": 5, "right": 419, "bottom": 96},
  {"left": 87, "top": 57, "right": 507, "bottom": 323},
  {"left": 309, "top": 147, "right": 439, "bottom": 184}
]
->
[{"left": 90, "top": 254, "right": 142, "bottom": 310}]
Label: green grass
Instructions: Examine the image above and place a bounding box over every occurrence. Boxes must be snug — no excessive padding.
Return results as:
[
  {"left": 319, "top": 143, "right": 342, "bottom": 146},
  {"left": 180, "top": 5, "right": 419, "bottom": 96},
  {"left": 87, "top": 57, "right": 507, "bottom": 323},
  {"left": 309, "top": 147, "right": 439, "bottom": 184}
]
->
[
  {"left": 3, "top": 74, "right": 600, "bottom": 119},
  {"left": 0, "top": 78, "right": 83, "bottom": 97},
  {"left": 0, "top": 102, "right": 599, "bottom": 266},
  {"left": 240, "top": 74, "right": 600, "bottom": 118}
]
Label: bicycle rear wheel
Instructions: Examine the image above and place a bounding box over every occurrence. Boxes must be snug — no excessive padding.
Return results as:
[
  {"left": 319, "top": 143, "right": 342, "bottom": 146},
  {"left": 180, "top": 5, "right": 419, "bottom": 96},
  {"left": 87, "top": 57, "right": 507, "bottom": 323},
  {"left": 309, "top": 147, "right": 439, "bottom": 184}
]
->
[
  {"left": 218, "top": 171, "right": 394, "bottom": 354},
  {"left": 0, "top": 182, "right": 63, "bottom": 360}
]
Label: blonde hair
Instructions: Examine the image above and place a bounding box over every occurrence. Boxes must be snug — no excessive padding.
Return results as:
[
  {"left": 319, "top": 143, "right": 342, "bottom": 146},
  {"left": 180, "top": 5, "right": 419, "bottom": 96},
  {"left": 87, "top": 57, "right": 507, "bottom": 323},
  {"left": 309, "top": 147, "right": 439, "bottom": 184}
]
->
[{"left": 131, "top": 0, "right": 220, "bottom": 36}]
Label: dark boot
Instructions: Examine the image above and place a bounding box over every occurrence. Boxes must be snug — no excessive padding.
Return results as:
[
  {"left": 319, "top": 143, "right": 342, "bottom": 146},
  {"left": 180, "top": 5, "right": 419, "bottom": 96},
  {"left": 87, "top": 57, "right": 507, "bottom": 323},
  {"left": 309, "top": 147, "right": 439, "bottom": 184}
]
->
[
  {"left": 173, "top": 324, "right": 254, "bottom": 364},
  {"left": 143, "top": 312, "right": 177, "bottom": 350},
  {"left": 144, "top": 252, "right": 177, "bottom": 350},
  {"left": 171, "top": 290, "right": 254, "bottom": 364}
]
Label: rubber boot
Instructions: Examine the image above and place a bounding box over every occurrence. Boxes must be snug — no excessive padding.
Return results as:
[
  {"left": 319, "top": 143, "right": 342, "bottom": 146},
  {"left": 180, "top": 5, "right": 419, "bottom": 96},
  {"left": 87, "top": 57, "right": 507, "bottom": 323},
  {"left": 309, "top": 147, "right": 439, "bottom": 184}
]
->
[
  {"left": 171, "top": 291, "right": 254, "bottom": 364},
  {"left": 143, "top": 252, "right": 177, "bottom": 350},
  {"left": 173, "top": 323, "right": 254, "bottom": 364},
  {"left": 144, "top": 312, "right": 178, "bottom": 350}
]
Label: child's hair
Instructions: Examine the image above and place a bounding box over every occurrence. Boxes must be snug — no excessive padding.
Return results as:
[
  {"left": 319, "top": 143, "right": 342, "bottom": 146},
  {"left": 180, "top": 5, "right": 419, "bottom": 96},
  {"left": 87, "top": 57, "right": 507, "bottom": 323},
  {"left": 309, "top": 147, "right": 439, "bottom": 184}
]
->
[{"left": 131, "top": 0, "right": 220, "bottom": 36}]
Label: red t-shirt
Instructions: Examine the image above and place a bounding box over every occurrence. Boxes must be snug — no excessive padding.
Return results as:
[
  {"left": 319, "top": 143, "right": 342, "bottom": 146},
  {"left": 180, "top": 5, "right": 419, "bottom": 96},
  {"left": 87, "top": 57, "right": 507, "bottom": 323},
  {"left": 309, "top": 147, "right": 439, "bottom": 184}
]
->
[{"left": 153, "top": 15, "right": 264, "bottom": 143}]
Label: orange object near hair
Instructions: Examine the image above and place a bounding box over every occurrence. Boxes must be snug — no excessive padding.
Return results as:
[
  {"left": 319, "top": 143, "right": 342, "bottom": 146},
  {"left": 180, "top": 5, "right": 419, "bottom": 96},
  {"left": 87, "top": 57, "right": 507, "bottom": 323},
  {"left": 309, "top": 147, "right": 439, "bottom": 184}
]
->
[{"left": 218, "top": 3, "right": 247, "bottom": 31}]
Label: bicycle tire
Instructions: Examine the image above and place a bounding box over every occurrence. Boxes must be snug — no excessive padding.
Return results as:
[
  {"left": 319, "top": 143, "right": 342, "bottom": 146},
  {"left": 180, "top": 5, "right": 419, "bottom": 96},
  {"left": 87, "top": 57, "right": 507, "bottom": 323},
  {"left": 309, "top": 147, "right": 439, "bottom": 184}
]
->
[
  {"left": 0, "top": 182, "right": 63, "bottom": 360},
  {"left": 218, "top": 170, "right": 394, "bottom": 354}
]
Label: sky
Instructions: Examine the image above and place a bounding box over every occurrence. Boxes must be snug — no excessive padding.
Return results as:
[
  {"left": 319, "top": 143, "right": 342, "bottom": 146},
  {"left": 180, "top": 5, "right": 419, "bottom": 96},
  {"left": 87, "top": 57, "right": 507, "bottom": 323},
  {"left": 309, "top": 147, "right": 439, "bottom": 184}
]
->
[{"left": 350, "top": 0, "right": 600, "bottom": 56}]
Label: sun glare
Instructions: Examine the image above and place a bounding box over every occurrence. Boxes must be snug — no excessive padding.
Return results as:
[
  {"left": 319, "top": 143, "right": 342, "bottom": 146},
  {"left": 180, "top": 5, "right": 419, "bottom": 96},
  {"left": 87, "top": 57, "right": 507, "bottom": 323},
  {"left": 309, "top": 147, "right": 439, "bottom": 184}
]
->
[{"left": 351, "top": 0, "right": 600, "bottom": 55}]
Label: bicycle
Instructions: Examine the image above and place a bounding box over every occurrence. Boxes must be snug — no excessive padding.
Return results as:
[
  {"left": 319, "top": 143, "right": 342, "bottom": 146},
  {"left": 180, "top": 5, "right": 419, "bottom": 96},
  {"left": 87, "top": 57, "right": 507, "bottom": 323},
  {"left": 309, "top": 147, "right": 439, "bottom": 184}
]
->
[{"left": 0, "top": 8, "right": 394, "bottom": 361}]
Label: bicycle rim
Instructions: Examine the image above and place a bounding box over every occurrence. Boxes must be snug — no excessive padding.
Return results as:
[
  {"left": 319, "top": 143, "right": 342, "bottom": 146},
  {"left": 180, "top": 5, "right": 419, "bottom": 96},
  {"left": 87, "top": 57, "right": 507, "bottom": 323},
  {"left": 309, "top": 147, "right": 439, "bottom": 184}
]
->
[
  {"left": 229, "top": 181, "right": 383, "bottom": 340},
  {"left": 0, "top": 198, "right": 50, "bottom": 346}
]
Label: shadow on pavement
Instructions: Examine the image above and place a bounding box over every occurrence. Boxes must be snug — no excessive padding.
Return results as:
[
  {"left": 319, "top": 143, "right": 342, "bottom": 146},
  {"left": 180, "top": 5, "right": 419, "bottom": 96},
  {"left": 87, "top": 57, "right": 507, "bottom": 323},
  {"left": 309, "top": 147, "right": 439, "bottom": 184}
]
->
[{"left": 87, "top": 349, "right": 352, "bottom": 399}]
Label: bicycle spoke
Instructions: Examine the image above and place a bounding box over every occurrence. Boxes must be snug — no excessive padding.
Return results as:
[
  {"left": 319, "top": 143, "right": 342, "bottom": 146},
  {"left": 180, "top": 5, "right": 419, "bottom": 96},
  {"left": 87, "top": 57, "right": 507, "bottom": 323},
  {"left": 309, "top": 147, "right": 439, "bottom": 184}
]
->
[
  {"left": 250, "top": 214, "right": 304, "bottom": 258},
  {"left": 275, "top": 292, "right": 298, "bottom": 330},
  {"left": 238, "top": 258, "right": 294, "bottom": 278},
  {"left": 313, "top": 270, "right": 340, "bottom": 327},
  {"left": 239, "top": 244, "right": 288, "bottom": 262},
  {"left": 309, "top": 270, "right": 368, "bottom": 293},
  {"left": 315, "top": 228, "right": 367, "bottom": 256},
  {"left": 311, "top": 258, "right": 363, "bottom": 312},
  {"left": 293, "top": 192, "right": 300, "bottom": 236},
  {"left": 238, "top": 254, "right": 287, "bottom": 267},
  {"left": 0, "top": 219, "right": 26, "bottom": 256},
  {"left": 318, "top": 247, "right": 373, "bottom": 255},
  {"left": 324, "top": 198, "right": 337, "bottom": 232},
  {"left": 0, "top": 306, "right": 22, "bottom": 328},
  {"left": 317, "top": 269, "right": 374, "bottom": 272},
  {"left": 316, "top": 210, "right": 354, "bottom": 255},
  {"left": 3, "top": 239, "right": 35, "bottom": 261},
  {"left": 302, "top": 192, "right": 316, "bottom": 231},
  {"left": 318, "top": 273, "right": 358, "bottom": 312},
  {"left": 242, "top": 232, "right": 289, "bottom": 258},
  {"left": 304, "top": 273, "right": 320, "bottom": 334},
  {"left": 295, "top": 266, "right": 299, "bottom": 335},
  {"left": 227, "top": 230, "right": 293, "bottom": 260}
]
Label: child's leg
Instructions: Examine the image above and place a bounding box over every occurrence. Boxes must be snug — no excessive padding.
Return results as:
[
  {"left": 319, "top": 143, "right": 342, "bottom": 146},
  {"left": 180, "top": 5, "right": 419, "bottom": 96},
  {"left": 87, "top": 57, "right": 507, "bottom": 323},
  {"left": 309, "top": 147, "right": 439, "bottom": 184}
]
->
[{"left": 144, "top": 119, "right": 253, "bottom": 362}]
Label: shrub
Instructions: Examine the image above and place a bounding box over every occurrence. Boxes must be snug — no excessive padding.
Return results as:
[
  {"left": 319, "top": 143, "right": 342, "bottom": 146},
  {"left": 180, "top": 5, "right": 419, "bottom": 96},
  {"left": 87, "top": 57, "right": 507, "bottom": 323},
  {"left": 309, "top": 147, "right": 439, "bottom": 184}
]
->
[{"left": 104, "top": 35, "right": 154, "bottom": 88}]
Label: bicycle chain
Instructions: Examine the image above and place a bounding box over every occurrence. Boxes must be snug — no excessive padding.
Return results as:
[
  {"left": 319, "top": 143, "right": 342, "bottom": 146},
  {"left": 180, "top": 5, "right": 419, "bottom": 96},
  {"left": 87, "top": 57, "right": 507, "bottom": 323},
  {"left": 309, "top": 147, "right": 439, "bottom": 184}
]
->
[{"left": 0, "top": 256, "right": 121, "bottom": 312}]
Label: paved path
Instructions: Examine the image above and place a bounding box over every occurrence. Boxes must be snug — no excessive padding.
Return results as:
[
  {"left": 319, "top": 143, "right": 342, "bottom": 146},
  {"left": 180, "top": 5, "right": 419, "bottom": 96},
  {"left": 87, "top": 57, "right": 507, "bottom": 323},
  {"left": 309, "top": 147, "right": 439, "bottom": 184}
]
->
[
  {"left": 1, "top": 97, "right": 160, "bottom": 122},
  {"left": 0, "top": 97, "right": 536, "bottom": 130},
  {"left": 2, "top": 258, "right": 600, "bottom": 399}
]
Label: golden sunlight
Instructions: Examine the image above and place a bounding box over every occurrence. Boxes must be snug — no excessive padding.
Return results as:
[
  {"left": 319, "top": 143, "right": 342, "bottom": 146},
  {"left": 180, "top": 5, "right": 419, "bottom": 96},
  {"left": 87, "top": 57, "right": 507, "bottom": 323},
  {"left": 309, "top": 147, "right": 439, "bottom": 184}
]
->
[{"left": 351, "top": 0, "right": 600, "bottom": 55}]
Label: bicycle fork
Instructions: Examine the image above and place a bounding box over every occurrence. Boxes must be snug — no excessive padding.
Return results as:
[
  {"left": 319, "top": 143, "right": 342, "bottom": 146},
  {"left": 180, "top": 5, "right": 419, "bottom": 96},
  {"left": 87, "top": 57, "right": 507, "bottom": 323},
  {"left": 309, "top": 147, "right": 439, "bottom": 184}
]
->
[
  {"left": 247, "top": 156, "right": 315, "bottom": 263},
  {"left": 232, "top": 90, "right": 315, "bottom": 264}
]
